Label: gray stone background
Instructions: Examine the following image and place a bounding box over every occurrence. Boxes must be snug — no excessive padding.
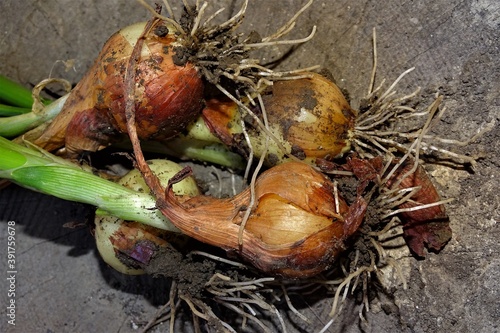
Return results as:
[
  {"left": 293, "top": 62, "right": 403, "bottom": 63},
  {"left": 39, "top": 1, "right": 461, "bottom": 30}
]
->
[{"left": 0, "top": 0, "right": 498, "bottom": 332}]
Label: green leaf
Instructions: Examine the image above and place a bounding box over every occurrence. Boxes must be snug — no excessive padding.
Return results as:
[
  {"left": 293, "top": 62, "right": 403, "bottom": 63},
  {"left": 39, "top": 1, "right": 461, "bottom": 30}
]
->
[
  {"left": 0, "top": 146, "right": 27, "bottom": 169},
  {"left": 0, "top": 104, "right": 31, "bottom": 116},
  {"left": 0, "top": 75, "right": 34, "bottom": 108}
]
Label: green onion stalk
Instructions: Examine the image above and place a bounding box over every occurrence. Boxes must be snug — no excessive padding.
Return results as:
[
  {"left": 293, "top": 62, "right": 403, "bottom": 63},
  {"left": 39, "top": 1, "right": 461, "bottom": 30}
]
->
[
  {"left": 0, "top": 95, "right": 68, "bottom": 137},
  {"left": 0, "top": 75, "right": 68, "bottom": 137},
  {"left": 0, "top": 136, "right": 182, "bottom": 232},
  {"left": 0, "top": 75, "right": 38, "bottom": 109},
  {"left": 0, "top": 104, "right": 31, "bottom": 117},
  {"left": 143, "top": 113, "right": 245, "bottom": 170}
]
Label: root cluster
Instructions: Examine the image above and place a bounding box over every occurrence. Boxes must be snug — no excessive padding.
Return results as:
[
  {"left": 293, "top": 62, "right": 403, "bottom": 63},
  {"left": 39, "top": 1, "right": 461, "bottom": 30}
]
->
[{"left": 122, "top": 2, "right": 486, "bottom": 332}]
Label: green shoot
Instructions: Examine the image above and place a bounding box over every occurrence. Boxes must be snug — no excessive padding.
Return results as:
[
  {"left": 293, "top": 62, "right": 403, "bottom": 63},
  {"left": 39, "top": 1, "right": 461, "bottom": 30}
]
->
[
  {"left": 159, "top": 139, "right": 245, "bottom": 170},
  {"left": 157, "top": 107, "right": 245, "bottom": 169},
  {"left": 0, "top": 94, "right": 68, "bottom": 137},
  {"left": 0, "top": 104, "right": 31, "bottom": 117},
  {"left": 0, "top": 75, "right": 37, "bottom": 108},
  {"left": 0, "top": 75, "right": 69, "bottom": 137},
  {"left": 0, "top": 136, "right": 180, "bottom": 232}
]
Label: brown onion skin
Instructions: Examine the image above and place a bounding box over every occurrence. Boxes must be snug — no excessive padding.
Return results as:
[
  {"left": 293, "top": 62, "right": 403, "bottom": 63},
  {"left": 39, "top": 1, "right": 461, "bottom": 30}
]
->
[
  {"left": 156, "top": 161, "right": 367, "bottom": 278},
  {"left": 345, "top": 155, "right": 451, "bottom": 257},
  {"left": 34, "top": 21, "right": 204, "bottom": 156},
  {"left": 260, "top": 73, "right": 356, "bottom": 161},
  {"left": 201, "top": 97, "right": 240, "bottom": 146},
  {"left": 386, "top": 161, "right": 446, "bottom": 224}
]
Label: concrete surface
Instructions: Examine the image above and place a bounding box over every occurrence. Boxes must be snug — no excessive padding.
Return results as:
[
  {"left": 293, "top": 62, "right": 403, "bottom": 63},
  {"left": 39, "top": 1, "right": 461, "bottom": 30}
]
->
[{"left": 0, "top": 0, "right": 499, "bottom": 332}]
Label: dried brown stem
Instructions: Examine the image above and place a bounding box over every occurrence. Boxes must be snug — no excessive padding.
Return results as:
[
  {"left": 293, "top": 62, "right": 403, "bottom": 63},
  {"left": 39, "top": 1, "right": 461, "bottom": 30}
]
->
[{"left": 123, "top": 15, "right": 167, "bottom": 205}]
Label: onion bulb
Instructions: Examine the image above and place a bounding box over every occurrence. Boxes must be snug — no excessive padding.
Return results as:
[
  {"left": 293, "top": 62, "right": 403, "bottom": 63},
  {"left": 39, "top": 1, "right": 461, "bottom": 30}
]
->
[
  {"left": 33, "top": 20, "right": 204, "bottom": 157},
  {"left": 202, "top": 72, "right": 356, "bottom": 166},
  {"left": 95, "top": 159, "right": 199, "bottom": 274},
  {"left": 156, "top": 161, "right": 367, "bottom": 278}
]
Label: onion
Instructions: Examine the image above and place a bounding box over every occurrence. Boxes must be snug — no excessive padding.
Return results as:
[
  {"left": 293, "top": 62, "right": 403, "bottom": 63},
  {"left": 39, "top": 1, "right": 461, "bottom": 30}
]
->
[
  {"left": 33, "top": 20, "right": 204, "bottom": 156},
  {"left": 155, "top": 161, "right": 367, "bottom": 278},
  {"left": 95, "top": 217, "right": 170, "bottom": 275},
  {"left": 95, "top": 159, "right": 199, "bottom": 274},
  {"left": 202, "top": 72, "right": 356, "bottom": 166}
]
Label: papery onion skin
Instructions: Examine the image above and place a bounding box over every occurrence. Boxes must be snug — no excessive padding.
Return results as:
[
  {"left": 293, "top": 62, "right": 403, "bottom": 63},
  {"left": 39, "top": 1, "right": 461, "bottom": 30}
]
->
[
  {"left": 384, "top": 159, "right": 451, "bottom": 257},
  {"left": 33, "top": 21, "right": 204, "bottom": 157},
  {"left": 156, "top": 161, "right": 367, "bottom": 278},
  {"left": 346, "top": 155, "right": 451, "bottom": 257},
  {"left": 386, "top": 161, "right": 447, "bottom": 224},
  {"left": 201, "top": 98, "right": 243, "bottom": 146}
]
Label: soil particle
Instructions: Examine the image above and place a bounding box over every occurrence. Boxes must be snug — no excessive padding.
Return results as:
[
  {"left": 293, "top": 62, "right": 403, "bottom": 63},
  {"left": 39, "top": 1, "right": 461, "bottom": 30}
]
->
[
  {"left": 172, "top": 46, "right": 192, "bottom": 66},
  {"left": 290, "top": 144, "right": 306, "bottom": 160},
  {"left": 143, "top": 244, "right": 216, "bottom": 298},
  {"left": 153, "top": 24, "right": 169, "bottom": 38}
]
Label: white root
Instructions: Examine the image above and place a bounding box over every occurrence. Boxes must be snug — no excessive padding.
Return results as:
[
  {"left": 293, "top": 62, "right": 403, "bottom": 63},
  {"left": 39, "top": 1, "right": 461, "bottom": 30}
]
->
[
  {"left": 281, "top": 284, "right": 310, "bottom": 323},
  {"left": 353, "top": 27, "right": 488, "bottom": 168},
  {"left": 137, "top": 0, "right": 185, "bottom": 33},
  {"left": 236, "top": 93, "right": 269, "bottom": 245},
  {"left": 354, "top": 79, "right": 481, "bottom": 168},
  {"left": 169, "top": 282, "right": 177, "bottom": 333},
  {"left": 261, "top": 0, "right": 313, "bottom": 42},
  {"left": 367, "top": 27, "right": 377, "bottom": 96},
  {"left": 190, "top": 251, "right": 249, "bottom": 269}
]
